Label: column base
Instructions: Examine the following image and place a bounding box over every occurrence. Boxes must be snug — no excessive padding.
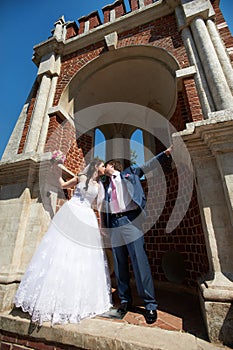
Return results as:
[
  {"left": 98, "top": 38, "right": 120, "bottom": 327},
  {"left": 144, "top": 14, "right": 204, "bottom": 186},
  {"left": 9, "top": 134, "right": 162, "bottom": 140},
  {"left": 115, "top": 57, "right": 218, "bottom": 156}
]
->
[{"left": 198, "top": 273, "right": 233, "bottom": 347}]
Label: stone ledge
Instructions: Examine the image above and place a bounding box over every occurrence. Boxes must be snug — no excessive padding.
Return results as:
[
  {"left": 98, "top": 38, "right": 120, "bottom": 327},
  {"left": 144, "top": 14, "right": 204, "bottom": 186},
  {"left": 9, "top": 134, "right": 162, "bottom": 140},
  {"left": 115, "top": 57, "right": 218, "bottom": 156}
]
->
[
  {"left": 0, "top": 312, "right": 228, "bottom": 350},
  {"left": 172, "top": 109, "right": 233, "bottom": 139}
]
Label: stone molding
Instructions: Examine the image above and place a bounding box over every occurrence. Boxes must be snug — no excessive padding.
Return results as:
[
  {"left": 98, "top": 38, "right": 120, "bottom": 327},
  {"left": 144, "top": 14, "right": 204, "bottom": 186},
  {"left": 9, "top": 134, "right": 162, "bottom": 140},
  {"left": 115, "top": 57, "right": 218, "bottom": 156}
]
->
[
  {"left": 104, "top": 31, "right": 118, "bottom": 50},
  {"left": 176, "top": 65, "right": 196, "bottom": 90}
]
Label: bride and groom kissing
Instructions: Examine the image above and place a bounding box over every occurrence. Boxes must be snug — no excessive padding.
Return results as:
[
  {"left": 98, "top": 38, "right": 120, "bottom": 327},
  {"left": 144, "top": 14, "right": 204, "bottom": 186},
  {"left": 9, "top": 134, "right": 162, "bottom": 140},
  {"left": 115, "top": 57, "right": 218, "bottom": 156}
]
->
[{"left": 14, "top": 146, "right": 172, "bottom": 326}]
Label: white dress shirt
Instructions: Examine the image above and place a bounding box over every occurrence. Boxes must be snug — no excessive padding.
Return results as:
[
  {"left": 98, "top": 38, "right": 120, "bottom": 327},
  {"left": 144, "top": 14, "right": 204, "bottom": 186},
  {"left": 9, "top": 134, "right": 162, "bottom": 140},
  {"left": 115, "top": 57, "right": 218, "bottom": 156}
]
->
[{"left": 109, "top": 171, "right": 138, "bottom": 213}]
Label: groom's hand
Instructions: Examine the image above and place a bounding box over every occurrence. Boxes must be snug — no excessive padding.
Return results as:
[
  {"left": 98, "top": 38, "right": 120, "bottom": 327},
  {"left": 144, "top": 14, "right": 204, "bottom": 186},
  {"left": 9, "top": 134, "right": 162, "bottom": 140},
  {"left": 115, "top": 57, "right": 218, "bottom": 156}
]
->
[{"left": 164, "top": 145, "right": 173, "bottom": 156}]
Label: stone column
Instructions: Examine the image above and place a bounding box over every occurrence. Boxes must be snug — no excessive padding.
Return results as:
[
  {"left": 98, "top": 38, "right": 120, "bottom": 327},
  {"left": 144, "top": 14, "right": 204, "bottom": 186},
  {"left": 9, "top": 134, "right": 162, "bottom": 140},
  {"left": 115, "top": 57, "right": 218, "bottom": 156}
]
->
[
  {"left": 24, "top": 74, "right": 52, "bottom": 154},
  {"left": 110, "top": 134, "right": 126, "bottom": 160},
  {"left": 24, "top": 52, "right": 61, "bottom": 154},
  {"left": 190, "top": 17, "right": 233, "bottom": 110},
  {"left": 207, "top": 19, "right": 233, "bottom": 94},
  {"left": 37, "top": 75, "right": 59, "bottom": 153},
  {"left": 180, "top": 25, "right": 215, "bottom": 117},
  {"left": 178, "top": 112, "right": 233, "bottom": 345}
]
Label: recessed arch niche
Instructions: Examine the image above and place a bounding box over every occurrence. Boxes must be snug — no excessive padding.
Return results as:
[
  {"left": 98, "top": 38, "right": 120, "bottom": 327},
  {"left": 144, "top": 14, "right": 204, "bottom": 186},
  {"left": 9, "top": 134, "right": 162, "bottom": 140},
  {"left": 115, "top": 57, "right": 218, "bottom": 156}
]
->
[
  {"left": 60, "top": 45, "right": 180, "bottom": 119},
  {"left": 59, "top": 45, "right": 180, "bottom": 160}
]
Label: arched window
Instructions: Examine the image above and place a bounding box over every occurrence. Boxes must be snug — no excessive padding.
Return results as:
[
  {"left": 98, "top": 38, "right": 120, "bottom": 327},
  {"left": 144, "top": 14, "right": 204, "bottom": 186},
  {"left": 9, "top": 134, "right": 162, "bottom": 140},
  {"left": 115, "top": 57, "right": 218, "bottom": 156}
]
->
[
  {"left": 94, "top": 128, "right": 106, "bottom": 161},
  {"left": 130, "top": 129, "right": 144, "bottom": 166}
]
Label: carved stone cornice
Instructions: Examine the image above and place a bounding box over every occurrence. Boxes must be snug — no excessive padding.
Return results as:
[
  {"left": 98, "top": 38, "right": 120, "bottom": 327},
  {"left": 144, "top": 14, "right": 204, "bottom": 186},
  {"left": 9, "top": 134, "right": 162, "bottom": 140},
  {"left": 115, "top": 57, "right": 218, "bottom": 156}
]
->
[{"left": 174, "top": 109, "right": 233, "bottom": 158}]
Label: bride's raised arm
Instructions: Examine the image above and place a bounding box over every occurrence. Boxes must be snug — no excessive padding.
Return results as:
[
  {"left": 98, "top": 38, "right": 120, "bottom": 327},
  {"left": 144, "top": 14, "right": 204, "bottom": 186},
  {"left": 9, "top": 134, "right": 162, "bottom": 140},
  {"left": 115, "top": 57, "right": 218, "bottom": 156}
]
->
[{"left": 59, "top": 175, "right": 78, "bottom": 189}]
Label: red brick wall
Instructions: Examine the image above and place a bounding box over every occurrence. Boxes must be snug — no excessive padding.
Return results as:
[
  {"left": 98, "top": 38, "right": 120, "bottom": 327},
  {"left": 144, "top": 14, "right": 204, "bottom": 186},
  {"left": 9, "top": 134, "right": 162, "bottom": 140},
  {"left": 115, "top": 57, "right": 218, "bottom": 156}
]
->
[
  {"left": 78, "top": 12, "right": 101, "bottom": 34},
  {"left": 143, "top": 171, "right": 209, "bottom": 288},
  {"left": 183, "top": 78, "right": 203, "bottom": 122},
  {"left": 66, "top": 24, "right": 79, "bottom": 40},
  {"left": 0, "top": 330, "right": 83, "bottom": 350},
  {"left": 89, "top": 14, "right": 101, "bottom": 30},
  {"left": 78, "top": 21, "right": 85, "bottom": 35},
  {"left": 114, "top": 2, "right": 126, "bottom": 19},
  {"left": 169, "top": 91, "right": 192, "bottom": 131},
  {"left": 118, "top": 14, "right": 189, "bottom": 69},
  {"left": 43, "top": 114, "right": 94, "bottom": 210},
  {"left": 44, "top": 115, "right": 93, "bottom": 182},
  {"left": 53, "top": 43, "right": 105, "bottom": 107}
]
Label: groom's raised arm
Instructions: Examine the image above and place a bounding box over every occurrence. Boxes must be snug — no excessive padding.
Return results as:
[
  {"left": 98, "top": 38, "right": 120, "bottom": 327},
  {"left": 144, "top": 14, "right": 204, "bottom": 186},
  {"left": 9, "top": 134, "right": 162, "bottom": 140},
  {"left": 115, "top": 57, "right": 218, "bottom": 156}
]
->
[{"left": 137, "top": 146, "right": 173, "bottom": 176}]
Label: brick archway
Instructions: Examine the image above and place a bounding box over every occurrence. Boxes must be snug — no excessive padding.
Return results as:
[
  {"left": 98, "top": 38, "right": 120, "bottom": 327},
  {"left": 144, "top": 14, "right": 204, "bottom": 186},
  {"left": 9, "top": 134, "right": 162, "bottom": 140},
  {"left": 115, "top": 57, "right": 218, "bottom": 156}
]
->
[{"left": 59, "top": 45, "right": 180, "bottom": 120}]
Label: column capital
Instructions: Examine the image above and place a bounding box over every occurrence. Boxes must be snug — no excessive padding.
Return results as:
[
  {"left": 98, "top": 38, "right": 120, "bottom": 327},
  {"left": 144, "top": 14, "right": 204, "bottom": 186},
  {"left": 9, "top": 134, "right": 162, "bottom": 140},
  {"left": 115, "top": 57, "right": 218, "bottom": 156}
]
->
[
  {"left": 37, "top": 52, "right": 61, "bottom": 78},
  {"left": 176, "top": 0, "right": 215, "bottom": 31}
]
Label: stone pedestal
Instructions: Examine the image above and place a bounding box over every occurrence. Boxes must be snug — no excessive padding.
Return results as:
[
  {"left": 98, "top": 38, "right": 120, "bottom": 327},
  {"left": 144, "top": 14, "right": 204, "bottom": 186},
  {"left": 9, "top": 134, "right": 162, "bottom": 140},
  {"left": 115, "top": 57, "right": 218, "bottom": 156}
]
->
[{"left": 199, "top": 272, "right": 233, "bottom": 345}]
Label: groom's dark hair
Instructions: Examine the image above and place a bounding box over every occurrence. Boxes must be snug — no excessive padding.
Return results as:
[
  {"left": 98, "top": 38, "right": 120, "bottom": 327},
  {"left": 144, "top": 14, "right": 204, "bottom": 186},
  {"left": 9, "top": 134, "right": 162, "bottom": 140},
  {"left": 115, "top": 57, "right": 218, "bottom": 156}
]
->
[{"left": 105, "top": 159, "right": 123, "bottom": 172}]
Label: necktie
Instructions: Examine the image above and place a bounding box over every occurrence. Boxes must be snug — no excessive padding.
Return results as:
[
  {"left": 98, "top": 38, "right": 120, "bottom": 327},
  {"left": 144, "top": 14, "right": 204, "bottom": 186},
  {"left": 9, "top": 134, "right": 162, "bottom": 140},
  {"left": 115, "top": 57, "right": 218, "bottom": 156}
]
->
[{"left": 110, "top": 176, "right": 120, "bottom": 213}]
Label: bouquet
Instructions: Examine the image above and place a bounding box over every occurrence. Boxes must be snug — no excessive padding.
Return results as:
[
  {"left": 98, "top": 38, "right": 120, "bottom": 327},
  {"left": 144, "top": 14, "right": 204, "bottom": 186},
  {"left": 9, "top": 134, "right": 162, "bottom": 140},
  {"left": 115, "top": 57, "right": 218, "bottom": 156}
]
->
[{"left": 50, "top": 150, "right": 66, "bottom": 165}]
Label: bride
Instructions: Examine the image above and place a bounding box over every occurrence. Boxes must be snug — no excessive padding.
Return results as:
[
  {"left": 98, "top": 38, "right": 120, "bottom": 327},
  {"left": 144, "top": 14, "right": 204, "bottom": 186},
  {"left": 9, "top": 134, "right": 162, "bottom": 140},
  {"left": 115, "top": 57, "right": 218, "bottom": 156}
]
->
[{"left": 14, "top": 159, "right": 112, "bottom": 325}]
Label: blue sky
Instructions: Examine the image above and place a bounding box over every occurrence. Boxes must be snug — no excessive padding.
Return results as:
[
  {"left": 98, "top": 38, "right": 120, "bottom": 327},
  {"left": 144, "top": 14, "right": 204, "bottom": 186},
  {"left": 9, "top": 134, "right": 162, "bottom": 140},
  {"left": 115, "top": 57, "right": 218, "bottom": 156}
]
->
[{"left": 0, "top": 0, "right": 232, "bottom": 160}]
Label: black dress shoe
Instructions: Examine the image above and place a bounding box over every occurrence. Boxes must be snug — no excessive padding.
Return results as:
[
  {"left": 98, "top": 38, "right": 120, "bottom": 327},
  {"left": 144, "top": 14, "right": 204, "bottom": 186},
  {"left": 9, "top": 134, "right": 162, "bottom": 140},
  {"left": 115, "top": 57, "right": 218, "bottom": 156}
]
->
[
  {"left": 145, "top": 309, "right": 157, "bottom": 324},
  {"left": 117, "top": 302, "right": 132, "bottom": 315}
]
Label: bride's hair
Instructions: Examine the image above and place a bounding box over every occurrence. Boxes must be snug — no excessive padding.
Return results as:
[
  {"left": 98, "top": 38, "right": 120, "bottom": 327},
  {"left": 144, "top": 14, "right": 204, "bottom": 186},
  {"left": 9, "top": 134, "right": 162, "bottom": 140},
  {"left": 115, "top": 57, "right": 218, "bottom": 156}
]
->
[{"left": 79, "top": 159, "right": 104, "bottom": 191}]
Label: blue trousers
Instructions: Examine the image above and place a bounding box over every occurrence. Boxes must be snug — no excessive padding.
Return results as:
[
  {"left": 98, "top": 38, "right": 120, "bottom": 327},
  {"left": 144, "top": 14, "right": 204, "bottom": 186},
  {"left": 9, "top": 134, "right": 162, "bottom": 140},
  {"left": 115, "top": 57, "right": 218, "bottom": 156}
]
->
[{"left": 110, "top": 212, "right": 157, "bottom": 311}]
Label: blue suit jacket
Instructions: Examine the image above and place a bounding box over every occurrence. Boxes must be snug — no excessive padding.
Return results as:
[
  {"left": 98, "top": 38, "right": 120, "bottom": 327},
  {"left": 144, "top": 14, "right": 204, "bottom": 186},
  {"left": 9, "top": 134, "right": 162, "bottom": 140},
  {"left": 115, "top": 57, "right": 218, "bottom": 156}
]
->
[{"left": 103, "top": 151, "right": 171, "bottom": 227}]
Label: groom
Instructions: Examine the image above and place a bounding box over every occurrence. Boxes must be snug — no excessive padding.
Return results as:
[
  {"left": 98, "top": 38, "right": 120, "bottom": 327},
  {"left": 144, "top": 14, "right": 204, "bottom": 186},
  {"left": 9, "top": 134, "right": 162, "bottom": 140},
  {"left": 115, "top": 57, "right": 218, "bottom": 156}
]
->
[{"left": 101, "top": 146, "right": 172, "bottom": 324}]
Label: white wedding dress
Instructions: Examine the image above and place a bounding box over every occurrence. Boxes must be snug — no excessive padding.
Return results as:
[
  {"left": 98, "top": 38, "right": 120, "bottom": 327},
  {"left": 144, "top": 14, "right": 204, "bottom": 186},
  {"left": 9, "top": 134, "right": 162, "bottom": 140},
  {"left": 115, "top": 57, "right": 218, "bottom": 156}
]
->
[{"left": 14, "top": 181, "right": 112, "bottom": 325}]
